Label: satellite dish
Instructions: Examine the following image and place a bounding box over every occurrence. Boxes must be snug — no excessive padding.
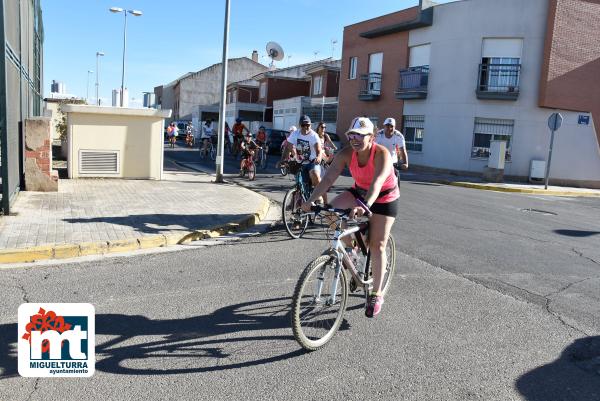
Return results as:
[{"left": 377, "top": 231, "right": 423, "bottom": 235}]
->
[{"left": 266, "top": 42, "right": 284, "bottom": 67}]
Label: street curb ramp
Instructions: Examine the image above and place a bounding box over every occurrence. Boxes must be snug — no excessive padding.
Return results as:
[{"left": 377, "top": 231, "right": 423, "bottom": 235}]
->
[{"left": 0, "top": 197, "right": 271, "bottom": 265}]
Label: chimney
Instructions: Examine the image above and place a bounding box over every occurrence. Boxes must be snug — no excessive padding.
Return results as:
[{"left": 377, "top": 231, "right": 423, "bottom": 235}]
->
[{"left": 252, "top": 50, "right": 258, "bottom": 63}]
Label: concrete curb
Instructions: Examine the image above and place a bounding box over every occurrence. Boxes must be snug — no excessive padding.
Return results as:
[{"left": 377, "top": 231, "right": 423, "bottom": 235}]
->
[
  {"left": 0, "top": 196, "right": 271, "bottom": 265},
  {"left": 445, "top": 181, "right": 600, "bottom": 197}
]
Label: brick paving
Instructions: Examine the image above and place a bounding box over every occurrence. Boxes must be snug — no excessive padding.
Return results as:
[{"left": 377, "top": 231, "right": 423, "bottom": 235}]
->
[{"left": 0, "top": 172, "right": 266, "bottom": 250}]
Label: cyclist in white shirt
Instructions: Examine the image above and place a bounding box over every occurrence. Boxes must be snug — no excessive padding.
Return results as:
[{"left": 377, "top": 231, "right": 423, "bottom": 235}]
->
[
  {"left": 375, "top": 117, "right": 408, "bottom": 171},
  {"left": 280, "top": 115, "right": 324, "bottom": 201},
  {"left": 200, "top": 119, "right": 214, "bottom": 155}
]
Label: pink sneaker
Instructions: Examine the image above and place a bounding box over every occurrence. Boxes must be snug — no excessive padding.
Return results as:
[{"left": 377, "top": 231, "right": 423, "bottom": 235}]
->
[{"left": 365, "top": 294, "right": 384, "bottom": 318}]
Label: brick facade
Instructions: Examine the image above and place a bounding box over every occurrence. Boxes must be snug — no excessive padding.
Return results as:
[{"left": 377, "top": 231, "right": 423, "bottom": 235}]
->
[
  {"left": 259, "top": 78, "right": 310, "bottom": 106},
  {"left": 539, "top": 0, "right": 600, "bottom": 146},
  {"left": 337, "top": 7, "right": 419, "bottom": 134},
  {"left": 24, "top": 118, "right": 58, "bottom": 192}
]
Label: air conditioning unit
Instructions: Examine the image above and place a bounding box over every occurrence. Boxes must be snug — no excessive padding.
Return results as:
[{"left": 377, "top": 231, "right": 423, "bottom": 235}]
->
[{"left": 530, "top": 160, "right": 546, "bottom": 182}]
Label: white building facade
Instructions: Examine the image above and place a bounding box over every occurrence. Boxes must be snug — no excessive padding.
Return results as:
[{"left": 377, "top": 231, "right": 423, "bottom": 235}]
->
[
  {"left": 402, "top": 0, "right": 599, "bottom": 184},
  {"left": 338, "top": 0, "right": 600, "bottom": 187}
]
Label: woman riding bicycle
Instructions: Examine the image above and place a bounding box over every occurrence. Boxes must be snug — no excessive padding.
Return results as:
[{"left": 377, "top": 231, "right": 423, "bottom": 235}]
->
[
  {"left": 301, "top": 117, "right": 399, "bottom": 318},
  {"left": 316, "top": 121, "right": 337, "bottom": 164}
]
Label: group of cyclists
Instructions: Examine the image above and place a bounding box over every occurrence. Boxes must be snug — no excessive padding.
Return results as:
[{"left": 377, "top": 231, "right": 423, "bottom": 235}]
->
[{"left": 168, "top": 113, "right": 408, "bottom": 318}]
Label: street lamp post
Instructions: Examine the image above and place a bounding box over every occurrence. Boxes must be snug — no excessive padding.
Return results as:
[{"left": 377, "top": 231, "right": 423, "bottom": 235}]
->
[
  {"left": 95, "top": 52, "right": 104, "bottom": 106},
  {"left": 215, "top": 0, "right": 231, "bottom": 183},
  {"left": 86, "top": 70, "right": 93, "bottom": 104},
  {"left": 109, "top": 7, "right": 142, "bottom": 107}
]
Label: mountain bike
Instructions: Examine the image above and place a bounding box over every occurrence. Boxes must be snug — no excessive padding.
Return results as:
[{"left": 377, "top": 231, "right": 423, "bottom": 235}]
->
[
  {"left": 199, "top": 137, "right": 217, "bottom": 160},
  {"left": 281, "top": 161, "right": 313, "bottom": 238},
  {"left": 291, "top": 204, "right": 396, "bottom": 351}
]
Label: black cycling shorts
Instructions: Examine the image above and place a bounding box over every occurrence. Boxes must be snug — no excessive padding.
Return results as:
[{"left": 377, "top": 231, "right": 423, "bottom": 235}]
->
[
  {"left": 369, "top": 198, "right": 398, "bottom": 218},
  {"left": 346, "top": 188, "right": 398, "bottom": 218}
]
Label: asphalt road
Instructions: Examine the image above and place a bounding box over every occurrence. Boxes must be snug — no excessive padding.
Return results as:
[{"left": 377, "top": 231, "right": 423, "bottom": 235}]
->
[{"left": 0, "top": 143, "right": 598, "bottom": 401}]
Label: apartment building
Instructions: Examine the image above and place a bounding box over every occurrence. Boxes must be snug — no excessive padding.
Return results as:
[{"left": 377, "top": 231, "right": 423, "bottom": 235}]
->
[
  {"left": 225, "top": 59, "right": 340, "bottom": 131},
  {"left": 154, "top": 56, "right": 268, "bottom": 122},
  {"left": 338, "top": 0, "right": 600, "bottom": 187}
]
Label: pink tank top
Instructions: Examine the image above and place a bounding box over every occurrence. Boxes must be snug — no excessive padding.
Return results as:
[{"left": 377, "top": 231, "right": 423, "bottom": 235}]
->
[{"left": 349, "top": 144, "right": 399, "bottom": 203}]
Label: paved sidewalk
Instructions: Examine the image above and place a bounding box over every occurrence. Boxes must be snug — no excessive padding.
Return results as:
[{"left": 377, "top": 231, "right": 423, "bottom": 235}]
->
[
  {"left": 0, "top": 171, "right": 270, "bottom": 264},
  {"left": 401, "top": 170, "right": 600, "bottom": 197}
]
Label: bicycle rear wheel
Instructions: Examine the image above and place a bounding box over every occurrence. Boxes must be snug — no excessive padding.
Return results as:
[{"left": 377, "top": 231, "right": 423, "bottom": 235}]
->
[
  {"left": 280, "top": 164, "right": 288, "bottom": 176},
  {"left": 291, "top": 254, "right": 348, "bottom": 351},
  {"left": 282, "top": 188, "right": 308, "bottom": 238}
]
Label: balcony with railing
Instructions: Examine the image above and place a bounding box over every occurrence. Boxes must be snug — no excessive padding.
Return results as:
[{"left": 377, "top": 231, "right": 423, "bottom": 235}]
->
[
  {"left": 476, "top": 63, "right": 521, "bottom": 100},
  {"left": 395, "top": 66, "right": 429, "bottom": 99},
  {"left": 359, "top": 73, "right": 382, "bottom": 101}
]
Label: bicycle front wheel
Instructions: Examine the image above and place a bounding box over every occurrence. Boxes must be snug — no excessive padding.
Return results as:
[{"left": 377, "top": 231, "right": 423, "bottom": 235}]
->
[
  {"left": 365, "top": 234, "right": 397, "bottom": 297},
  {"left": 210, "top": 144, "right": 217, "bottom": 160},
  {"left": 282, "top": 188, "right": 308, "bottom": 238},
  {"left": 260, "top": 151, "right": 268, "bottom": 169},
  {"left": 291, "top": 254, "right": 348, "bottom": 351},
  {"left": 247, "top": 162, "right": 256, "bottom": 180},
  {"left": 280, "top": 164, "right": 288, "bottom": 176}
]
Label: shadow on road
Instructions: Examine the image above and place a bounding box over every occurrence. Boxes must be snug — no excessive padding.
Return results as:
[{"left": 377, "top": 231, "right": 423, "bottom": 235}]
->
[
  {"left": 62, "top": 213, "right": 248, "bottom": 235},
  {"left": 0, "top": 297, "right": 353, "bottom": 378},
  {"left": 554, "top": 229, "right": 600, "bottom": 237},
  {"left": 516, "top": 336, "right": 600, "bottom": 400}
]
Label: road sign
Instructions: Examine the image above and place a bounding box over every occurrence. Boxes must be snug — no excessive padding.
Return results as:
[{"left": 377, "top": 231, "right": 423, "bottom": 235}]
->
[
  {"left": 578, "top": 115, "right": 590, "bottom": 125},
  {"left": 548, "top": 112, "right": 563, "bottom": 131},
  {"left": 544, "top": 112, "right": 563, "bottom": 189}
]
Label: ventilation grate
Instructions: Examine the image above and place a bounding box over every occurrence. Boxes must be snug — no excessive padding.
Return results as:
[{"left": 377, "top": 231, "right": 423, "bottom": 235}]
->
[{"left": 79, "top": 150, "right": 120, "bottom": 174}]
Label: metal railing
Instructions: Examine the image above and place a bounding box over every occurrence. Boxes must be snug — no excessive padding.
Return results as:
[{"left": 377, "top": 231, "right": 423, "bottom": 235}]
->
[
  {"left": 477, "top": 64, "right": 521, "bottom": 98},
  {"left": 396, "top": 66, "right": 429, "bottom": 98},
  {"left": 359, "top": 73, "right": 382, "bottom": 99}
]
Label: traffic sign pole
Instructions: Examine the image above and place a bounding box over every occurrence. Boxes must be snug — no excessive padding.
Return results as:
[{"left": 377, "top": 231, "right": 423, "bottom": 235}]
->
[
  {"left": 544, "top": 112, "right": 563, "bottom": 190},
  {"left": 544, "top": 129, "right": 556, "bottom": 190}
]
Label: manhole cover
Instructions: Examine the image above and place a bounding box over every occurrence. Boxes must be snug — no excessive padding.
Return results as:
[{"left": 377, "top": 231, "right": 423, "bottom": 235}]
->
[{"left": 520, "top": 208, "right": 557, "bottom": 216}]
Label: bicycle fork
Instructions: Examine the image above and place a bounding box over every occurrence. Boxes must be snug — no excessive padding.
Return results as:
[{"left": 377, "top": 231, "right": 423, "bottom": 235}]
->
[{"left": 314, "top": 251, "right": 343, "bottom": 306}]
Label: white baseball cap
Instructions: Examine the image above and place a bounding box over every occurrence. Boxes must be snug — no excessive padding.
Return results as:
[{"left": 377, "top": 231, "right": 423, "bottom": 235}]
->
[
  {"left": 345, "top": 117, "right": 375, "bottom": 136},
  {"left": 384, "top": 117, "right": 396, "bottom": 127}
]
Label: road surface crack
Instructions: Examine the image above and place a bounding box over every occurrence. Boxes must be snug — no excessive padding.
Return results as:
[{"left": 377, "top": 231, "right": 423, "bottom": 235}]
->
[
  {"left": 24, "top": 378, "right": 40, "bottom": 401},
  {"left": 11, "top": 275, "right": 30, "bottom": 303},
  {"left": 571, "top": 247, "right": 600, "bottom": 266}
]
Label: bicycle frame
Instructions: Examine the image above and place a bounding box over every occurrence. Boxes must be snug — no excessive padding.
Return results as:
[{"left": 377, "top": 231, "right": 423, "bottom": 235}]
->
[
  {"left": 292, "top": 165, "right": 312, "bottom": 200},
  {"left": 309, "top": 211, "right": 372, "bottom": 306}
]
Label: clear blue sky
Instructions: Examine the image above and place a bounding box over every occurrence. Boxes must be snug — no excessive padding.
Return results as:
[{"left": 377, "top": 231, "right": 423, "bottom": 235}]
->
[{"left": 42, "top": 0, "right": 453, "bottom": 106}]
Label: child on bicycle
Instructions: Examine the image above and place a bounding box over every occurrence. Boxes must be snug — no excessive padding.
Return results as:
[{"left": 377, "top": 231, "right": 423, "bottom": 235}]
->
[
  {"left": 185, "top": 122, "right": 194, "bottom": 147},
  {"left": 239, "top": 133, "right": 258, "bottom": 174},
  {"left": 255, "top": 126, "right": 268, "bottom": 149}
]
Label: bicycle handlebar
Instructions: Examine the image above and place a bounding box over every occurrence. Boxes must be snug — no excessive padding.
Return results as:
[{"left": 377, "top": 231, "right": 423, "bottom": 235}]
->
[{"left": 309, "top": 202, "right": 373, "bottom": 218}]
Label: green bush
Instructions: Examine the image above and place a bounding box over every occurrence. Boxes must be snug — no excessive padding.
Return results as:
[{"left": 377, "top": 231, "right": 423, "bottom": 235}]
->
[{"left": 55, "top": 99, "right": 86, "bottom": 141}]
